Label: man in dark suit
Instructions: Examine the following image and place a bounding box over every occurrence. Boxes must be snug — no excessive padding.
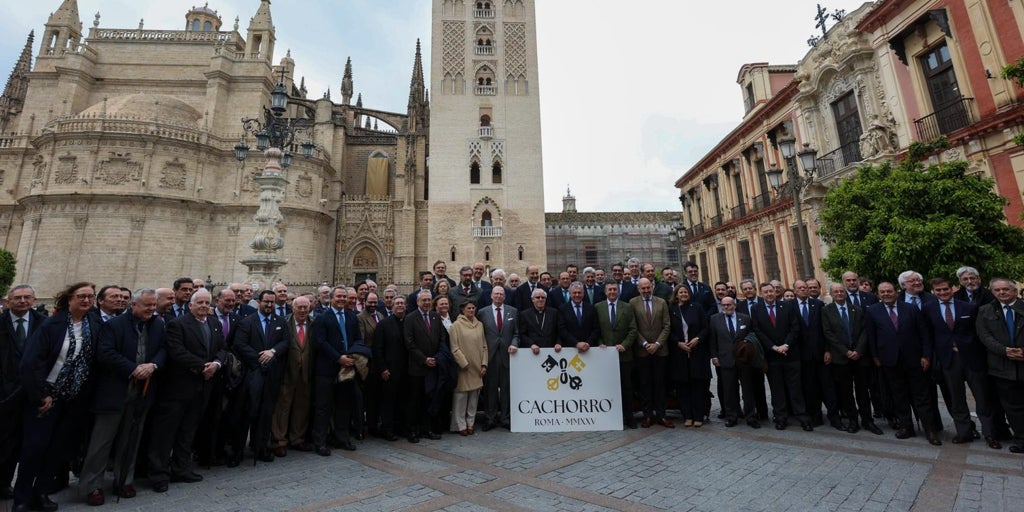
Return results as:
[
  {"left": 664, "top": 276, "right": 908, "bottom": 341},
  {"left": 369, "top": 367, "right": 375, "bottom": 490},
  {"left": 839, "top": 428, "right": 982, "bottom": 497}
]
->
[
  {"left": 582, "top": 267, "right": 605, "bottom": 305},
  {"left": 230, "top": 290, "right": 291, "bottom": 463},
  {"left": 843, "top": 271, "right": 879, "bottom": 308},
  {"left": 924, "top": 277, "right": 993, "bottom": 445},
  {"left": 682, "top": 262, "right": 715, "bottom": 314},
  {"left": 229, "top": 283, "right": 257, "bottom": 318},
  {"left": 147, "top": 289, "right": 226, "bottom": 493},
  {"left": 793, "top": 280, "right": 836, "bottom": 428},
  {"left": 595, "top": 282, "right": 638, "bottom": 428},
  {"left": 611, "top": 263, "right": 638, "bottom": 303},
  {"left": 642, "top": 264, "right": 673, "bottom": 302},
  {"left": 272, "top": 283, "right": 292, "bottom": 319},
  {"left": 512, "top": 265, "right": 543, "bottom": 312},
  {"left": 631, "top": 278, "right": 673, "bottom": 428},
  {"left": 955, "top": 266, "right": 996, "bottom": 306},
  {"left": 864, "top": 282, "right": 941, "bottom": 445},
  {"left": 706, "top": 297, "right": 759, "bottom": 428},
  {"left": 822, "top": 283, "right": 881, "bottom": 434},
  {"left": 898, "top": 271, "right": 936, "bottom": 309},
  {"left": 736, "top": 278, "right": 769, "bottom": 421},
  {"left": 477, "top": 286, "right": 519, "bottom": 431},
  {"left": 80, "top": 289, "right": 166, "bottom": 504},
  {"left": 271, "top": 296, "right": 315, "bottom": 456},
  {"left": 517, "top": 288, "right": 560, "bottom": 353},
  {"left": 311, "top": 286, "right": 363, "bottom": 454},
  {"left": 976, "top": 278, "right": 1024, "bottom": 453},
  {"left": 373, "top": 296, "right": 408, "bottom": 441},
  {"left": 404, "top": 290, "right": 448, "bottom": 443},
  {"left": 0, "top": 285, "right": 44, "bottom": 499},
  {"left": 451, "top": 266, "right": 481, "bottom": 313},
  {"left": 547, "top": 272, "right": 574, "bottom": 309},
  {"left": 751, "top": 282, "right": 811, "bottom": 431},
  {"left": 407, "top": 272, "right": 436, "bottom": 307},
  {"left": 194, "top": 288, "right": 239, "bottom": 467},
  {"left": 356, "top": 293, "right": 384, "bottom": 438},
  {"left": 473, "top": 262, "right": 493, "bottom": 308},
  {"left": 558, "top": 283, "right": 600, "bottom": 352},
  {"left": 167, "top": 277, "right": 194, "bottom": 321}
]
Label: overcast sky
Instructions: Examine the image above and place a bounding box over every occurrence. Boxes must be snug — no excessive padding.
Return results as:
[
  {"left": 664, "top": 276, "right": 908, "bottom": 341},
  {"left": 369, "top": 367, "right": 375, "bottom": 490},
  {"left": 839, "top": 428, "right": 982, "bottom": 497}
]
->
[{"left": 0, "top": 0, "right": 871, "bottom": 213}]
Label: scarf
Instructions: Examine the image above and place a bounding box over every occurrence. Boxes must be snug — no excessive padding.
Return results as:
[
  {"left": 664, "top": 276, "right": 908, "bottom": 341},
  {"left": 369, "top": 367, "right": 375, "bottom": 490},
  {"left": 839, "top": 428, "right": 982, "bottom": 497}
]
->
[{"left": 53, "top": 316, "right": 93, "bottom": 402}]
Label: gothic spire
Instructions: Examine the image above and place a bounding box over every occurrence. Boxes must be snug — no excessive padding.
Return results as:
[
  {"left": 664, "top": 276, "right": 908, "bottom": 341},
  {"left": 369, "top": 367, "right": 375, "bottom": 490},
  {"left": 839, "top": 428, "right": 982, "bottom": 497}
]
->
[
  {"left": 0, "top": 31, "right": 35, "bottom": 115},
  {"left": 355, "top": 93, "right": 362, "bottom": 108},
  {"left": 341, "top": 57, "right": 353, "bottom": 105},
  {"left": 48, "top": 0, "right": 81, "bottom": 27},
  {"left": 408, "top": 39, "right": 425, "bottom": 109}
]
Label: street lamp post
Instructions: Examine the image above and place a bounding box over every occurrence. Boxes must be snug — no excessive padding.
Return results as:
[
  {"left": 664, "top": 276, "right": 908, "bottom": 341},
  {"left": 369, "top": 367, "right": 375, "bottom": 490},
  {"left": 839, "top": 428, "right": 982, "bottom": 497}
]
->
[
  {"left": 234, "top": 79, "right": 316, "bottom": 289},
  {"left": 765, "top": 136, "right": 818, "bottom": 278}
]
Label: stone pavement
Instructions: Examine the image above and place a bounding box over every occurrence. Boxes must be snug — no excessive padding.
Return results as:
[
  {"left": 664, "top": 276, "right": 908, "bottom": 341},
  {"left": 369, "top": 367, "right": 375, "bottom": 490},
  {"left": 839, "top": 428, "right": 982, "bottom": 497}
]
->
[{"left": 15, "top": 407, "right": 1023, "bottom": 512}]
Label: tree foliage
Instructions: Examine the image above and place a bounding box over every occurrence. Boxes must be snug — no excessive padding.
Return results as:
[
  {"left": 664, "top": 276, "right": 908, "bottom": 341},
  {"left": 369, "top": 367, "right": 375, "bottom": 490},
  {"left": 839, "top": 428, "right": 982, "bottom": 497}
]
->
[
  {"left": 818, "top": 159, "right": 1024, "bottom": 283},
  {"left": 0, "top": 248, "right": 15, "bottom": 298}
]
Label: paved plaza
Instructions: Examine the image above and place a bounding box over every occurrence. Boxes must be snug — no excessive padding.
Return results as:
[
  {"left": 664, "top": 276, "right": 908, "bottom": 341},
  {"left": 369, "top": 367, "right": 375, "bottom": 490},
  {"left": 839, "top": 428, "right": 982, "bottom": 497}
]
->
[{"left": 20, "top": 403, "right": 1023, "bottom": 512}]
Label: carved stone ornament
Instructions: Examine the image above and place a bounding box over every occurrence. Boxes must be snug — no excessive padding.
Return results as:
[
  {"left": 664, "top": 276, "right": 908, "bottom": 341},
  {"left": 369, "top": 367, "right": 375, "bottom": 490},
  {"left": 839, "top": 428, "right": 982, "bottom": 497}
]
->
[
  {"left": 54, "top": 156, "right": 78, "bottom": 185},
  {"left": 159, "top": 159, "right": 188, "bottom": 190},
  {"left": 95, "top": 153, "right": 142, "bottom": 185},
  {"left": 296, "top": 174, "right": 313, "bottom": 198}
]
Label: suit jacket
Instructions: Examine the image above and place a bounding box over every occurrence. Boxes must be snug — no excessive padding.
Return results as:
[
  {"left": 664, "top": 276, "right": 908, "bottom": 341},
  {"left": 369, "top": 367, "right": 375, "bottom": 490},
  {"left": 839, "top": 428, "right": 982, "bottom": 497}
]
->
[
  {"left": 312, "top": 307, "right": 363, "bottom": 378},
  {"left": 213, "top": 309, "right": 240, "bottom": 348},
  {"left": 682, "top": 280, "right": 715, "bottom": 315},
  {"left": 899, "top": 291, "right": 937, "bottom": 309},
  {"left": 19, "top": 310, "right": 102, "bottom": 405},
  {"left": 357, "top": 309, "right": 384, "bottom": 348},
  {"left": 283, "top": 316, "right": 315, "bottom": 383},
  {"left": 821, "top": 302, "right": 868, "bottom": 365},
  {"left": 404, "top": 308, "right": 448, "bottom": 377},
  {"left": 922, "top": 299, "right": 983, "bottom": 371},
  {"left": 450, "top": 283, "right": 481, "bottom": 313},
  {"left": 475, "top": 280, "right": 494, "bottom": 308},
  {"left": 518, "top": 306, "right": 559, "bottom": 348},
  {"left": 512, "top": 281, "right": 545, "bottom": 312},
  {"left": 93, "top": 313, "right": 167, "bottom": 413},
  {"left": 704, "top": 312, "right": 751, "bottom": 369},
  {"left": 557, "top": 301, "right": 599, "bottom": 347},
  {"left": 233, "top": 312, "right": 291, "bottom": 374},
  {"left": 582, "top": 285, "right": 606, "bottom": 305},
  {"left": 976, "top": 300, "right": 1024, "bottom": 381},
  {"left": 407, "top": 288, "right": 436, "bottom": 309},
  {"left": 547, "top": 286, "right": 574, "bottom": 310},
  {"left": 372, "top": 314, "right": 407, "bottom": 378},
  {"left": 652, "top": 281, "right": 673, "bottom": 302},
  {"left": 618, "top": 280, "right": 639, "bottom": 303},
  {"left": 0, "top": 309, "right": 45, "bottom": 399},
  {"left": 954, "top": 286, "right": 995, "bottom": 307},
  {"left": 160, "top": 314, "right": 227, "bottom": 400},
  {"left": 477, "top": 304, "right": 519, "bottom": 368},
  {"left": 669, "top": 302, "right": 711, "bottom": 380},
  {"left": 629, "top": 295, "right": 670, "bottom": 357},
  {"left": 864, "top": 301, "right": 933, "bottom": 369},
  {"left": 272, "top": 303, "right": 293, "bottom": 319},
  {"left": 751, "top": 300, "right": 802, "bottom": 362},
  {"left": 594, "top": 299, "right": 637, "bottom": 362},
  {"left": 234, "top": 303, "right": 257, "bottom": 319},
  {"left": 737, "top": 297, "right": 760, "bottom": 318},
  {"left": 793, "top": 297, "right": 825, "bottom": 361},
  {"left": 847, "top": 290, "right": 878, "bottom": 308}
]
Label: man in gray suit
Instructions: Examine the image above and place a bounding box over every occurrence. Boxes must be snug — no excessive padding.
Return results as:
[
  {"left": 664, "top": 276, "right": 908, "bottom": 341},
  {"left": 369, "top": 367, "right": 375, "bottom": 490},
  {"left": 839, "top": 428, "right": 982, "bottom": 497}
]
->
[
  {"left": 822, "top": 283, "right": 881, "bottom": 434},
  {"left": 977, "top": 278, "right": 1024, "bottom": 453},
  {"left": 595, "top": 282, "right": 637, "bottom": 428},
  {"left": 477, "top": 286, "right": 519, "bottom": 431},
  {"left": 706, "top": 297, "right": 760, "bottom": 428}
]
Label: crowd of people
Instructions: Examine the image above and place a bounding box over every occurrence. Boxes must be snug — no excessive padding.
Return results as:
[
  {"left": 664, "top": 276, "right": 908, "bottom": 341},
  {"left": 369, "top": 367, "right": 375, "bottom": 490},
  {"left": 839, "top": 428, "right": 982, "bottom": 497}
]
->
[{"left": 0, "top": 258, "right": 1022, "bottom": 512}]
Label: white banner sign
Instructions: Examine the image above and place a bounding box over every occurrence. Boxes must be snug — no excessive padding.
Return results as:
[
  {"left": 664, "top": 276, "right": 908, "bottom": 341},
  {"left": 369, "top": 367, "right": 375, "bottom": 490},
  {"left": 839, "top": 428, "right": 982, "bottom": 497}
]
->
[{"left": 510, "top": 347, "right": 623, "bottom": 432}]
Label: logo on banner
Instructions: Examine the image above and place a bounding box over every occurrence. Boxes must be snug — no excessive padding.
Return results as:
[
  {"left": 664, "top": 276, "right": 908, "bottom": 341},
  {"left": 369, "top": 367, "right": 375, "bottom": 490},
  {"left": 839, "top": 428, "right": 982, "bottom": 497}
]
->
[{"left": 541, "top": 354, "right": 586, "bottom": 391}]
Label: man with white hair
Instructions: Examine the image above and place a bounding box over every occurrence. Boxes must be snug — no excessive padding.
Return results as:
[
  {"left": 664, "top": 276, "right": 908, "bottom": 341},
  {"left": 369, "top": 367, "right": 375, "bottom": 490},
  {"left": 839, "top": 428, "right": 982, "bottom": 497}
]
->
[
  {"left": 954, "top": 266, "right": 995, "bottom": 306},
  {"left": 897, "top": 270, "right": 935, "bottom": 309}
]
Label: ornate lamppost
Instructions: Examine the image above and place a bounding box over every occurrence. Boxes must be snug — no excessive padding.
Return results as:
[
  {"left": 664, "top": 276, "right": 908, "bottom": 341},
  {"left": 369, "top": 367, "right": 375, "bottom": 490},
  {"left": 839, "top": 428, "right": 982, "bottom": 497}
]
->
[
  {"left": 765, "top": 136, "right": 819, "bottom": 278},
  {"left": 234, "top": 79, "right": 316, "bottom": 290}
]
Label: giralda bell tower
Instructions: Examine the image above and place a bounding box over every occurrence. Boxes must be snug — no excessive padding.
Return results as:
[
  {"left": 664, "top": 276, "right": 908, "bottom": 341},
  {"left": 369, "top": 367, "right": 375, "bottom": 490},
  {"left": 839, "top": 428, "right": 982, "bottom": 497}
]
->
[{"left": 428, "top": 0, "right": 546, "bottom": 273}]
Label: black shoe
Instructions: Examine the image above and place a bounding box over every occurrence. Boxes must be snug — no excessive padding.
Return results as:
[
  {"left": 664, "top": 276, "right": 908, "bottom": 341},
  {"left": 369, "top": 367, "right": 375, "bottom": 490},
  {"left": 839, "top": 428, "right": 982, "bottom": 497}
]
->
[
  {"left": 11, "top": 504, "right": 29, "bottom": 512},
  {"left": 829, "top": 418, "right": 844, "bottom": 430},
  {"left": 315, "top": 446, "right": 331, "bottom": 457},
  {"left": 716, "top": 412, "right": 726, "bottom": 419},
  {"left": 171, "top": 472, "right": 203, "bottom": 483},
  {"left": 747, "top": 420, "right": 761, "bottom": 429},
  {"left": 338, "top": 441, "right": 357, "bottom": 451},
  {"left": 846, "top": 423, "right": 860, "bottom": 434},
  {"left": 382, "top": 432, "right": 399, "bottom": 442},
  {"left": 354, "top": 431, "right": 365, "bottom": 441},
  {"left": 724, "top": 419, "right": 737, "bottom": 427},
  {"left": 226, "top": 456, "right": 242, "bottom": 468},
  {"left": 34, "top": 495, "right": 58, "bottom": 512},
  {"left": 863, "top": 422, "right": 883, "bottom": 435},
  {"left": 423, "top": 431, "right": 442, "bottom": 440},
  {"left": 624, "top": 420, "right": 638, "bottom": 429},
  {"left": 256, "top": 451, "right": 274, "bottom": 463},
  {"left": 152, "top": 481, "right": 169, "bottom": 493},
  {"left": 481, "top": 422, "right": 496, "bottom": 432},
  {"left": 1008, "top": 444, "right": 1024, "bottom": 454},
  {"left": 774, "top": 422, "right": 786, "bottom": 430},
  {"left": 407, "top": 435, "right": 420, "bottom": 444},
  {"left": 801, "top": 422, "right": 814, "bottom": 432},
  {"left": 986, "top": 437, "right": 1003, "bottom": 450}
]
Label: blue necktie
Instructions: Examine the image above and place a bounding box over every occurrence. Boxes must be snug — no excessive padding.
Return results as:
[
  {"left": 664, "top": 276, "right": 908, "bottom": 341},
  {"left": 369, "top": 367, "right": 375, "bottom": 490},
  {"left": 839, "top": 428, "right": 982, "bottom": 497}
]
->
[
  {"left": 337, "top": 311, "right": 349, "bottom": 352},
  {"left": 263, "top": 316, "right": 270, "bottom": 340},
  {"left": 840, "top": 306, "right": 851, "bottom": 344},
  {"left": 575, "top": 304, "right": 582, "bottom": 324},
  {"left": 1006, "top": 305, "right": 1016, "bottom": 347},
  {"left": 609, "top": 302, "right": 616, "bottom": 327},
  {"left": 801, "top": 301, "right": 809, "bottom": 326}
]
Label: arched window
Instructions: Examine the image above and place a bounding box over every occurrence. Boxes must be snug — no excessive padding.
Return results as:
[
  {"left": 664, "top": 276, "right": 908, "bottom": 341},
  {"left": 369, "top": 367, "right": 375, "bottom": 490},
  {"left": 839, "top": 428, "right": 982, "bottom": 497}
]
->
[
  {"left": 192, "top": 19, "right": 200, "bottom": 31},
  {"left": 485, "top": 246, "right": 491, "bottom": 261},
  {"left": 470, "top": 161, "right": 481, "bottom": 184},
  {"left": 203, "top": 21, "right": 212, "bottom": 31},
  {"left": 492, "top": 161, "right": 502, "bottom": 184},
  {"left": 477, "top": 2, "right": 483, "bottom": 8},
  {"left": 451, "top": 246, "right": 458, "bottom": 262},
  {"left": 518, "top": 246, "right": 524, "bottom": 261},
  {"left": 480, "top": 115, "right": 491, "bottom": 127},
  {"left": 481, "top": 210, "right": 493, "bottom": 226}
]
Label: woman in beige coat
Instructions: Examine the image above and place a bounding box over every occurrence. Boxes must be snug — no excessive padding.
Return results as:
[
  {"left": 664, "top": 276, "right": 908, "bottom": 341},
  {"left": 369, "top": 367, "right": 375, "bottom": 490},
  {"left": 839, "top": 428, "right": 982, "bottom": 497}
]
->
[{"left": 449, "top": 301, "right": 488, "bottom": 435}]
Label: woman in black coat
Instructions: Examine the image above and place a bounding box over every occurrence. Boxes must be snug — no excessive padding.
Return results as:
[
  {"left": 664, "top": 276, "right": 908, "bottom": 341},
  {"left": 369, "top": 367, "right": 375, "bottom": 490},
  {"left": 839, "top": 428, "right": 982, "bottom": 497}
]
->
[
  {"left": 14, "top": 282, "right": 98, "bottom": 512},
  {"left": 668, "top": 284, "right": 711, "bottom": 427}
]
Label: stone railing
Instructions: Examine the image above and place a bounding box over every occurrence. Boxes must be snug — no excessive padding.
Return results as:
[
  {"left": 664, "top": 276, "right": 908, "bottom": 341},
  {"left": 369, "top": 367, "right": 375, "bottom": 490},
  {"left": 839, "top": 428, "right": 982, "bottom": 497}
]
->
[
  {"left": 474, "top": 9, "right": 495, "bottom": 18},
  {"left": 91, "top": 29, "right": 235, "bottom": 43},
  {"left": 47, "top": 113, "right": 202, "bottom": 143},
  {"left": 475, "top": 85, "right": 497, "bottom": 96},
  {"left": 473, "top": 226, "right": 502, "bottom": 238},
  {"left": 475, "top": 45, "right": 494, "bottom": 55}
]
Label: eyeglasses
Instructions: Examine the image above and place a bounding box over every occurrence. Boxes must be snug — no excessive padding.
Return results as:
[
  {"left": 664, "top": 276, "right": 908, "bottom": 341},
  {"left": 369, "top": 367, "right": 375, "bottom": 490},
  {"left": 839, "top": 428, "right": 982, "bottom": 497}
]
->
[{"left": 75, "top": 294, "right": 96, "bottom": 300}]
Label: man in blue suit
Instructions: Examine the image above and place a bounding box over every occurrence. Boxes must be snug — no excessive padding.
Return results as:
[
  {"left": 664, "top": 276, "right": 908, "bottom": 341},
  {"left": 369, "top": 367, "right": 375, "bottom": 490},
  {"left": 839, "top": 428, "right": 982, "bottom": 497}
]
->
[
  {"left": 865, "top": 282, "right": 941, "bottom": 445},
  {"left": 557, "top": 283, "right": 600, "bottom": 351},
  {"left": 311, "top": 286, "right": 364, "bottom": 455},
  {"left": 923, "top": 277, "right": 993, "bottom": 446}
]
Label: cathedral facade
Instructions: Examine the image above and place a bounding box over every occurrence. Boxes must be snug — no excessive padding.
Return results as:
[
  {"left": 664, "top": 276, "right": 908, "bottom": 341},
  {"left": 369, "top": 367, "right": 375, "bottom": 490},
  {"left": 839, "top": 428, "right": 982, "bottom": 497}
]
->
[{"left": 0, "top": 0, "right": 544, "bottom": 296}]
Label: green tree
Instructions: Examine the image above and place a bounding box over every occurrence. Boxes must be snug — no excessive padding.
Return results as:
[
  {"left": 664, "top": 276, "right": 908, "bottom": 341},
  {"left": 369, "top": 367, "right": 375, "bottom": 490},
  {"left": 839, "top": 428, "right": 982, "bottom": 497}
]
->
[
  {"left": 0, "top": 248, "right": 15, "bottom": 298},
  {"left": 818, "top": 159, "right": 1024, "bottom": 283}
]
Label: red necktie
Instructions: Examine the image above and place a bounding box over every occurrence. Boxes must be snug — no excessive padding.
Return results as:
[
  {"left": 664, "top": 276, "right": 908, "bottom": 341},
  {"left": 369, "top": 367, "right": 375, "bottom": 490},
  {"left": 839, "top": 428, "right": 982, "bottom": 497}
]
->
[
  {"left": 645, "top": 299, "right": 652, "bottom": 323},
  {"left": 889, "top": 306, "right": 898, "bottom": 329},
  {"left": 297, "top": 323, "right": 305, "bottom": 348},
  {"left": 496, "top": 307, "right": 503, "bottom": 331},
  {"left": 423, "top": 312, "right": 431, "bottom": 333},
  {"left": 768, "top": 304, "right": 776, "bottom": 327},
  {"left": 944, "top": 302, "right": 954, "bottom": 330}
]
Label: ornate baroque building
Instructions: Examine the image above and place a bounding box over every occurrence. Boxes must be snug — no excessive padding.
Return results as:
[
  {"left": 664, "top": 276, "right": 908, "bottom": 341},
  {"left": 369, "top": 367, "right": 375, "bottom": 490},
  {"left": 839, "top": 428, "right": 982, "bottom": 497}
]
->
[
  {"left": 0, "top": 0, "right": 550, "bottom": 296},
  {"left": 676, "top": 0, "right": 1024, "bottom": 286}
]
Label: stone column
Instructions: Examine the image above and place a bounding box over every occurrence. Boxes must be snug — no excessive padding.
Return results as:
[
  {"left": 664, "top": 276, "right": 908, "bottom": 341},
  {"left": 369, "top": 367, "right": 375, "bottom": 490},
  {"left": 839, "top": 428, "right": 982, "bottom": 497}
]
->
[{"left": 240, "top": 147, "right": 289, "bottom": 289}]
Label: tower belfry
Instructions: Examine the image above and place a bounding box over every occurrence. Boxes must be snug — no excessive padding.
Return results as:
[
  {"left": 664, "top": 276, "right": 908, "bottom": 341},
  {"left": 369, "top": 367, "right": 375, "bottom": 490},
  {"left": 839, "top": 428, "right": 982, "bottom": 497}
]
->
[{"left": 428, "top": 0, "right": 546, "bottom": 271}]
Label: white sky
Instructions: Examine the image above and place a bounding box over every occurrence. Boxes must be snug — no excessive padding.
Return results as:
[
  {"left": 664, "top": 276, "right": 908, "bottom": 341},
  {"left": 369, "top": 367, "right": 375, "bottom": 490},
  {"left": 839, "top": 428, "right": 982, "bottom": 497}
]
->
[{"left": 0, "top": 0, "right": 871, "bottom": 212}]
